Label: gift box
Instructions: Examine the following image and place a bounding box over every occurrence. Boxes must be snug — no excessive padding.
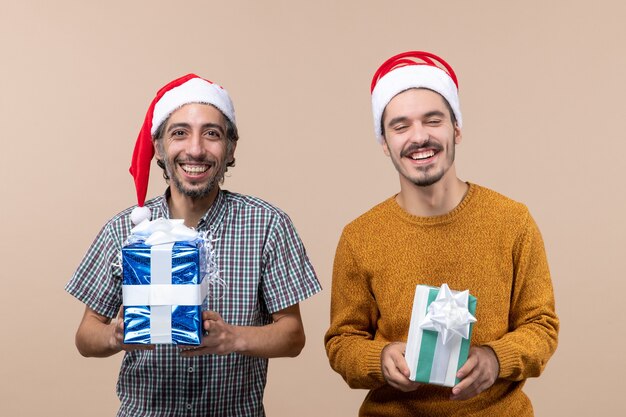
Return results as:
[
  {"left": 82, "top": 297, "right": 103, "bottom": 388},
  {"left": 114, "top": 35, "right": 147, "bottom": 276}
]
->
[
  {"left": 404, "top": 283, "right": 477, "bottom": 387},
  {"left": 122, "top": 219, "right": 208, "bottom": 345}
]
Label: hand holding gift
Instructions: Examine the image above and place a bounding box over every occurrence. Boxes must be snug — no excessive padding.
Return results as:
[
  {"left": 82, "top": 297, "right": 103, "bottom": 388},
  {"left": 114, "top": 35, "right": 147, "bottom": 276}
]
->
[
  {"left": 179, "top": 311, "right": 240, "bottom": 357},
  {"left": 380, "top": 342, "right": 422, "bottom": 392},
  {"left": 111, "top": 307, "right": 155, "bottom": 352},
  {"left": 450, "top": 345, "right": 499, "bottom": 400}
]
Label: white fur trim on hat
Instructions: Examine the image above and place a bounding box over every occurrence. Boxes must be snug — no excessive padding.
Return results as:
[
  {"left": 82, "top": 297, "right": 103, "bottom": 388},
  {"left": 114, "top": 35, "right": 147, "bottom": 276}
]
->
[
  {"left": 371, "top": 65, "right": 462, "bottom": 144},
  {"left": 151, "top": 77, "right": 236, "bottom": 135}
]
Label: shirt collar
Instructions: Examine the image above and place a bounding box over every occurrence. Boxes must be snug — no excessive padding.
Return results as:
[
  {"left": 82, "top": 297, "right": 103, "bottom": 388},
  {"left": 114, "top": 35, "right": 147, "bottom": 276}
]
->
[{"left": 158, "top": 187, "right": 228, "bottom": 233}]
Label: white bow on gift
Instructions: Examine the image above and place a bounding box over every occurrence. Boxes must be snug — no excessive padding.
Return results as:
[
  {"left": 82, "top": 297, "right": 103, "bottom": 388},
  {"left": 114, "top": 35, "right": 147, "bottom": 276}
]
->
[
  {"left": 130, "top": 218, "right": 199, "bottom": 246},
  {"left": 419, "top": 283, "right": 477, "bottom": 345}
]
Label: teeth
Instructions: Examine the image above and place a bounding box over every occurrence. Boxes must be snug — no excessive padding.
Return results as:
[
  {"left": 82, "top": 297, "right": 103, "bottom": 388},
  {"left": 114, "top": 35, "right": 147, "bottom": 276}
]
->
[
  {"left": 410, "top": 150, "right": 435, "bottom": 160},
  {"left": 181, "top": 164, "right": 209, "bottom": 174}
]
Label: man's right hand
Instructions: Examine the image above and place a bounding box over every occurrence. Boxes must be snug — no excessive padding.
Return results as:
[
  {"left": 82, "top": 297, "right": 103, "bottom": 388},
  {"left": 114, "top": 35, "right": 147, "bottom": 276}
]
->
[
  {"left": 110, "top": 307, "right": 155, "bottom": 352},
  {"left": 75, "top": 305, "right": 153, "bottom": 357},
  {"left": 380, "top": 342, "right": 421, "bottom": 392}
]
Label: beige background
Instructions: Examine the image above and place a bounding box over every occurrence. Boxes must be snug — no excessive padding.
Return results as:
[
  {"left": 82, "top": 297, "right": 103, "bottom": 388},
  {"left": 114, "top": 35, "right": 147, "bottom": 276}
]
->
[{"left": 1, "top": 1, "right": 624, "bottom": 416}]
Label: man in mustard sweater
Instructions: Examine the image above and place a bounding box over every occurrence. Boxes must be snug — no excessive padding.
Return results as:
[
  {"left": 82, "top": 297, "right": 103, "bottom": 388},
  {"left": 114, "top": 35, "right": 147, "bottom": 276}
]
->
[{"left": 324, "top": 51, "right": 559, "bottom": 416}]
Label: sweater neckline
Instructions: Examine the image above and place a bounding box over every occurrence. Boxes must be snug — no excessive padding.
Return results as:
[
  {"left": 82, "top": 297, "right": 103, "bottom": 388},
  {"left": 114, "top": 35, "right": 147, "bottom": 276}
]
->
[{"left": 388, "top": 182, "right": 477, "bottom": 225}]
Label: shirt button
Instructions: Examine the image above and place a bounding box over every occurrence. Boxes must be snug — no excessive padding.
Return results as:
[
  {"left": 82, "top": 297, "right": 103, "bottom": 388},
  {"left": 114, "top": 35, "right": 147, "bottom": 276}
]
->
[
  {"left": 188, "top": 366, "right": 194, "bottom": 373},
  {"left": 186, "top": 403, "right": 192, "bottom": 410}
]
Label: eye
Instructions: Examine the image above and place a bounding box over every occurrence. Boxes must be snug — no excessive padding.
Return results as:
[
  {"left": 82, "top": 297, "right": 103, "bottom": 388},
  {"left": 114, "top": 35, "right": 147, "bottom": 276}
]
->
[
  {"left": 171, "top": 129, "right": 186, "bottom": 137},
  {"left": 205, "top": 129, "right": 222, "bottom": 139},
  {"left": 425, "top": 119, "right": 442, "bottom": 126},
  {"left": 392, "top": 124, "right": 408, "bottom": 132}
]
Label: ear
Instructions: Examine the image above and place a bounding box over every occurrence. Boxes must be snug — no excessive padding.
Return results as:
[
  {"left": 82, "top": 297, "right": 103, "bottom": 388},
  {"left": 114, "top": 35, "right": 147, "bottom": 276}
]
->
[
  {"left": 454, "top": 124, "right": 462, "bottom": 145},
  {"left": 153, "top": 139, "right": 163, "bottom": 160},
  {"left": 228, "top": 140, "right": 237, "bottom": 163},
  {"left": 382, "top": 138, "right": 391, "bottom": 157}
]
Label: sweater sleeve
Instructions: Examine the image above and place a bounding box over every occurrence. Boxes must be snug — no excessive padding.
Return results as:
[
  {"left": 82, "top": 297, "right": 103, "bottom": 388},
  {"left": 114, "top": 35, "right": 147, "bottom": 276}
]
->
[
  {"left": 484, "top": 210, "right": 559, "bottom": 381},
  {"left": 324, "top": 230, "right": 389, "bottom": 389}
]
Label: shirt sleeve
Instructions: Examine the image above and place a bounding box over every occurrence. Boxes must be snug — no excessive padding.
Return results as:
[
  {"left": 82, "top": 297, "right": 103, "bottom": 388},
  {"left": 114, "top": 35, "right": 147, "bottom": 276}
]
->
[
  {"left": 65, "top": 222, "right": 124, "bottom": 318},
  {"left": 483, "top": 211, "right": 559, "bottom": 381},
  {"left": 324, "top": 230, "right": 388, "bottom": 390},
  {"left": 260, "top": 211, "right": 321, "bottom": 314}
]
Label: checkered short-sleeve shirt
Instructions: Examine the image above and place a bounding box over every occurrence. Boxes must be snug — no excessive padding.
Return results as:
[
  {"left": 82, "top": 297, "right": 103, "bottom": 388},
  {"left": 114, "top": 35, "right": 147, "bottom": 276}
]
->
[{"left": 66, "top": 189, "right": 321, "bottom": 417}]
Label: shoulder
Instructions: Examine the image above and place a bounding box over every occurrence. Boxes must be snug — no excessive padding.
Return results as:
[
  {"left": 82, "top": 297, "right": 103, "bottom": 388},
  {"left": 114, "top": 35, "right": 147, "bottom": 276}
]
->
[
  {"left": 341, "top": 196, "right": 397, "bottom": 238},
  {"left": 471, "top": 184, "right": 530, "bottom": 217},
  {"left": 469, "top": 184, "right": 536, "bottom": 237},
  {"left": 222, "top": 190, "right": 292, "bottom": 222}
]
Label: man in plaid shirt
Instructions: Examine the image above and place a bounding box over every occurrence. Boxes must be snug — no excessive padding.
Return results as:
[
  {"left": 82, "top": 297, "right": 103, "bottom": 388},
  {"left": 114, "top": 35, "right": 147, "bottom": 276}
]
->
[{"left": 66, "top": 74, "right": 321, "bottom": 416}]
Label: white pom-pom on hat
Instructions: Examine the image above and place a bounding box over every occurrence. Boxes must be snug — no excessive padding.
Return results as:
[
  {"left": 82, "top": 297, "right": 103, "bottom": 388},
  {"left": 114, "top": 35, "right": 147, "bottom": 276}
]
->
[{"left": 130, "top": 206, "right": 152, "bottom": 225}]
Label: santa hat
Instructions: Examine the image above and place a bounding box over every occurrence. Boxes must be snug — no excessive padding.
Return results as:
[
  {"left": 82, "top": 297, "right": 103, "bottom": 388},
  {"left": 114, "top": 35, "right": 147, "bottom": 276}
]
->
[
  {"left": 128, "top": 74, "right": 236, "bottom": 224},
  {"left": 370, "top": 51, "right": 462, "bottom": 144}
]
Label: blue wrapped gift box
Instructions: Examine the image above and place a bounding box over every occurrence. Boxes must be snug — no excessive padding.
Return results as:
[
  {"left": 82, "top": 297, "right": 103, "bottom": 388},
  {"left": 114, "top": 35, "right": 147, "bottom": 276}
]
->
[{"left": 122, "top": 238, "right": 207, "bottom": 345}]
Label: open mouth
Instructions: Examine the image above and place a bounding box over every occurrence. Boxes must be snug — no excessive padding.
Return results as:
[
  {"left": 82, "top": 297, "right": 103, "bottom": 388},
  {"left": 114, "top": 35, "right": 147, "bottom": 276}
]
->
[
  {"left": 180, "top": 163, "right": 211, "bottom": 176},
  {"left": 408, "top": 150, "right": 436, "bottom": 161},
  {"left": 404, "top": 148, "right": 440, "bottom": 163}
]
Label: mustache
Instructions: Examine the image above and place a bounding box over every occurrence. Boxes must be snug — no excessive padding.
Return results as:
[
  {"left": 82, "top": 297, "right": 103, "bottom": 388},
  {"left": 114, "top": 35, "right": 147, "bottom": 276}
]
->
[
  {"left": 174, "top": 157, "right": 216, "bottom": 165},
  {"left": 400, "top": 140, "right": 443, "bottom": 158}
]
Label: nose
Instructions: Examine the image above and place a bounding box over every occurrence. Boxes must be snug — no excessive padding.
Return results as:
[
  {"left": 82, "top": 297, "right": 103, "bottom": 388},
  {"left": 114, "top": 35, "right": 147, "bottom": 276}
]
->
[
  {"left": 186, "top": 131, "right": 206, "bottom": 159},
  {"left": 410, "top": 123, "right": 430, "bottom": 146}
]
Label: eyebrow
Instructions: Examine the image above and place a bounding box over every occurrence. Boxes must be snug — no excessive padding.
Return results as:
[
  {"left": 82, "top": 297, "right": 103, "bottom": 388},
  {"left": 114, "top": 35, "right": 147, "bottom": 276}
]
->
[
  {"left": 386, "top": 116, "right": 411, "bottom": 127},
  {"left": 166, "top": 122, "right": 225, "bottom": 135},
  {"left": 422, "top": 110, "right": 447, "bottom": 119}
]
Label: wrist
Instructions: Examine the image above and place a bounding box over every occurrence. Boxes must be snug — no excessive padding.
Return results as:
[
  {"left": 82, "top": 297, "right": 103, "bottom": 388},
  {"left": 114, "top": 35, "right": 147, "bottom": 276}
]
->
[
  {"left": 230, "top": 325, "right": 246, "bottom": 354},
  {"left": 108, "top": 321, "right": 123, "bottom": 353}
]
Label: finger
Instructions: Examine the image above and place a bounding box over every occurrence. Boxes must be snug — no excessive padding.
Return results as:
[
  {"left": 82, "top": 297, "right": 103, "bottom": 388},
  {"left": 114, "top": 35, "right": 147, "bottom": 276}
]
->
[
  {"left": 456, "top": 353, "right": 477, "bottom": 379},
  {"left": 203, "top": 320, "right": 222, "bottom": 337},
  {"left": 116, "top": 317, "right": 125, "bottom": 331},
  {"left": 383, "top": 358, "right": 419, "bottom": 392},
  {"left": 388, "top": 375, "right": 420, "bottom": 392},
  {"left": 451, "top": 367, "right": 479, "bottom": 397},
  {"left": 392, "top": 354, "right": 411, "bottom": 378},
  {"left": 179, "top": 344, "right": 203, "bottom": 352},
  {"left": 202, "top": 311, "right": 222, "bottom": 321}
]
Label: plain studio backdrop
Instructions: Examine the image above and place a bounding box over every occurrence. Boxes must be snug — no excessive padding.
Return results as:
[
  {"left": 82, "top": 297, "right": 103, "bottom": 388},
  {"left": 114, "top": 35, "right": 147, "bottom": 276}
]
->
[{"left": 1, "top": 1, "right": 624, "bottom": 416}]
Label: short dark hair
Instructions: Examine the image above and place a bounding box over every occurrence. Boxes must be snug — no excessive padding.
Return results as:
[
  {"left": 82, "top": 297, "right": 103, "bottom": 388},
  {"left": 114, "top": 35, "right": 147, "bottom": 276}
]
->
[{"left": 153, "top": 104, "right": 239, "bottom": 180}]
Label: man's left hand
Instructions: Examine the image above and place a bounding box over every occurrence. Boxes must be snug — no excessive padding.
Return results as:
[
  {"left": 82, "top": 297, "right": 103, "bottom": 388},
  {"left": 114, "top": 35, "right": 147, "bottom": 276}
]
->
[
  {"left": 180, "top": 311, "right": 240, "bottom": 357},
  {"left": 450, "top": 346, "right": 499, "bottom": 400}
]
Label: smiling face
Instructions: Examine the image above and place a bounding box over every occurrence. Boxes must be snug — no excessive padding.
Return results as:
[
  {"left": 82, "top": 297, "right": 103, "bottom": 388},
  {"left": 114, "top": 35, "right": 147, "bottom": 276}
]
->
[
  {"left": 154, "top": 103, "right": 235, "bottom": 201},
  {"left": 382, "top": 88, "right": 461, "bottom": 188}
]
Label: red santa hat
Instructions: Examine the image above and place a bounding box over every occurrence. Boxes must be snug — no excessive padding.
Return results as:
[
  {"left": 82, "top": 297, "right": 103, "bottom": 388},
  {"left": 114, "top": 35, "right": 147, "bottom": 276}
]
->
[
  {"left": 128, "top": 74, "right": 236, "bottom": 224},
  {"left": 370, "top": 51, "right": 462, "bottom": 144}
]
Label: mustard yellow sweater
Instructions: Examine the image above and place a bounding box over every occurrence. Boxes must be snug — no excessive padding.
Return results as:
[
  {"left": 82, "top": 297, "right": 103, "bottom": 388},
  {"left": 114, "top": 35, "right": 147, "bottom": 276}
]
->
[{"left": 325, "top": 183, "right": 559, "bottom": 417}]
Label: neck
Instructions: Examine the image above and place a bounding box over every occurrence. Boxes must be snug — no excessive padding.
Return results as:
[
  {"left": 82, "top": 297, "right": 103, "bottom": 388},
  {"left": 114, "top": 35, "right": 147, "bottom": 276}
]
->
[
  {"left": 396, "top": 172, "right": 468, "bottom": 217},
  {"left": 167, "top": 186, "right": 219, "bottom": 228}
]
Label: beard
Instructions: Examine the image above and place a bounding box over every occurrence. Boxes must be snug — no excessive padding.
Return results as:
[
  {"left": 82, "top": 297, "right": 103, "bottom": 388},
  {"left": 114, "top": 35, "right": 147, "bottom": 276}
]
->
[
  {"left": 164, "top": 156, "right": 227, "bottom": 200},
  {"left": 394, "top": 139, "right": 455, "bottom": 187}
]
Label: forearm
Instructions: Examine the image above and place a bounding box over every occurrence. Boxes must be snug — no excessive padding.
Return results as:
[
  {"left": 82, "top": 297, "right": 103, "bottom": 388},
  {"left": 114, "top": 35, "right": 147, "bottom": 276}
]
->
[
  {"left": 325, "top": 332, "right": 389, "bottom": 389},
  {"left": 483, "top": 313, "right": 558, "bottom": 380},
  {"left": 232, "top": 312, "right": 305, "bottom": 358},
  {"left": 325, "top": 233, "right": 389, "bottom": 389},
  {"left": 486, "top": 213, "right": 559, "bottom": 380},
  {"left": 193, "top": 304, "right": 306, "bottom": 359},
  {"left": 75, "top": 307, "right": 121, "bottom": 358}
]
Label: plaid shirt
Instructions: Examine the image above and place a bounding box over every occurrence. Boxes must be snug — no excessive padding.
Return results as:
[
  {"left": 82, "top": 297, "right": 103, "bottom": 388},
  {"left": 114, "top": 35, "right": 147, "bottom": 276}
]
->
[{"left": 66, "top": 189, "right": 321, "bottom": 417}]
